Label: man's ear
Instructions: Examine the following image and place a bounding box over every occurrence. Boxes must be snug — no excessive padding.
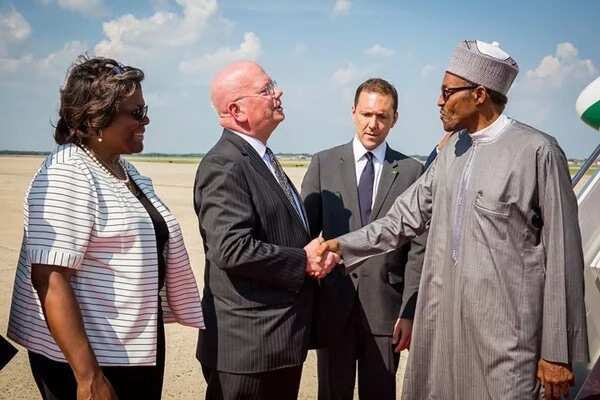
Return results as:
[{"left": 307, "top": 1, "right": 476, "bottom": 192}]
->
[
  {"left": 473, "top": 86, "right": 488, "bottom": 105},
  {"left": 227, "top": 102, "right": 247, "bottom": 122}
]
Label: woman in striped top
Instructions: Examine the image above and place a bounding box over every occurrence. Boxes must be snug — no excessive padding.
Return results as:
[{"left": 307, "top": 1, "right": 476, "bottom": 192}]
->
[{"left": 7, "top": 56, "right": 204, "bottom": 400}]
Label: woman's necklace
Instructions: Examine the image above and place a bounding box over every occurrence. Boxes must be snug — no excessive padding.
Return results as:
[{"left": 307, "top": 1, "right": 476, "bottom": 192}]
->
[
  {"left": 79, "top": 144, "right": 143, "bottom": 197},
  {"left": 79, "top": 144, "right": 129, "bottom": 183}
]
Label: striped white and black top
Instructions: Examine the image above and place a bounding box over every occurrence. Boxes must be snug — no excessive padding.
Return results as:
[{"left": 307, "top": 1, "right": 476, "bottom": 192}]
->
[{"left": 7, "top": 144, "right": 204, "bottom": 366}]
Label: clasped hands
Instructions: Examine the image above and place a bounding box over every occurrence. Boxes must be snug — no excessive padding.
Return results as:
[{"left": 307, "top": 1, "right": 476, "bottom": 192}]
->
[{"left": 304, "top": 238, "right": 341, "bottom": 279}]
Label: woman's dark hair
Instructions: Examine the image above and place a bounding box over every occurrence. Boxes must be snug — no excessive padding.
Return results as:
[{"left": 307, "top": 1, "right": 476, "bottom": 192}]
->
[{"left": 54, "top": 55, "right": 145, "bottom": 145}]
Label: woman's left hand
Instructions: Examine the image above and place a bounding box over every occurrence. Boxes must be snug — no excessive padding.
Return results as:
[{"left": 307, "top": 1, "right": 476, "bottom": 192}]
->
[{"left": 77, "top": 369, "right": 118, "bottom": 400}]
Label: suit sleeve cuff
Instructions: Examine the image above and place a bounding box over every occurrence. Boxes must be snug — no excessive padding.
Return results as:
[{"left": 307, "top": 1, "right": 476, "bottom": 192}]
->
[{"left": 399, "top": 292, "right": 418, "bottom": 320}]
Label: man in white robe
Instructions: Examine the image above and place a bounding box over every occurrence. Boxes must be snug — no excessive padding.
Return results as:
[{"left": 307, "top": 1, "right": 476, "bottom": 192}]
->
[{"left": 318, "top": 40, "right": 589, "bottom": 400}]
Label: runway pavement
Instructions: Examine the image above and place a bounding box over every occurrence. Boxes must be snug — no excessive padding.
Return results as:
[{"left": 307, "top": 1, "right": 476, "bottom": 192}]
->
[{"left": 0, "top": 156, "right": 408, "bottom": 400}]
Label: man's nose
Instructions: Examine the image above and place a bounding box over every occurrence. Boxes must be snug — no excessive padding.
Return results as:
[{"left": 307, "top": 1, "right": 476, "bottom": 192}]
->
[
  {"left": 437, "top": 93, "right": 445, "bottom": 107},
  {"left": 274, "top": 87, "right": 283, "bottom": 99}
]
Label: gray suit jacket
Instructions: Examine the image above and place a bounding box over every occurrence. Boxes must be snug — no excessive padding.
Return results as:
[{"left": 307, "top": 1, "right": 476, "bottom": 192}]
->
[
  {"left": 194, "top": 129, "right": 315, "bottom": 373},
  {"left": 301, "top": 141, "right": 426, "bottom": 344}
]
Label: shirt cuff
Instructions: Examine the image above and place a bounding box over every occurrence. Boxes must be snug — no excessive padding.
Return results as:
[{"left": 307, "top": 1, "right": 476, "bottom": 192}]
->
[{"left": 27, "top": 247, "right": 85, "bottom": 270}]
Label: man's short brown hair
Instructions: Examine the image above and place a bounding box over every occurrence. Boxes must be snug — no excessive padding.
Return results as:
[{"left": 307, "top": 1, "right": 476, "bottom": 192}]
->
[{"left": 354, "top": 78, "right": 398, "bottom": 113}]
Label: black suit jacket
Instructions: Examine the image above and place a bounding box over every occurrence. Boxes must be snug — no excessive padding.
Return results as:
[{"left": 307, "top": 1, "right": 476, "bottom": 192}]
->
[
  {"left": 301, "top": 142, "right": 426, "bottom": 344},
  {"left": 194, "top": 129, "right": 315, "bottom": 373}
]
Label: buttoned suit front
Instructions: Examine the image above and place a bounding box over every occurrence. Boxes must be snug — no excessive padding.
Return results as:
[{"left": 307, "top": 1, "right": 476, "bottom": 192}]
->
[{"left": 195, "top": 129, "right": 315, "bottom": 400}]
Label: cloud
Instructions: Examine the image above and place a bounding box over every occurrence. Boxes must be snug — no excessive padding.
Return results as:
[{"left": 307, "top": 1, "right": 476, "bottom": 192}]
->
[
  {"left": 1, "top": 0, "right": 256, "bottom": 88},
  {"left": 555, "top": 42, "right": 578, "bottom": 59},
  {"left": 364, "top": 44, "right": 394, "bottom": 58},
  {"left": 333, "top": 0, "right": 351, "bottom": 15},
  {"left": 56, "top": 0, "right": 108, "bottom": 17},
  {"left": 528, "top": 55, "right": 560, "bottom": 79},
  {"left": 0, "top": 7, "right": 31, "bottom": 44},
  {"left": 38, "top": 40, "right": 87, "bottom": 74},
  {"left": 95, "top": 0, "right": 219, "bottom": 61},
  {"left": 0, "top": 54, "right": 33, "bottom": 74},
  {"left": 509, "top": 42, "right": 598, "bottom": 126},
  {"left": 178, "top": 31, "right": 261, "bottom": 75},
  {"left": 527, "top": 42, "right": 597, "bottom": 87},
  {"left": 0, "top": 9, "right": 84, "bottom": 79},
  {"left": 0, "top": 40, "right": 86, "bottom": 78},
  {"left": 332, "top": 63, "right": 359, "bottom": 86}
]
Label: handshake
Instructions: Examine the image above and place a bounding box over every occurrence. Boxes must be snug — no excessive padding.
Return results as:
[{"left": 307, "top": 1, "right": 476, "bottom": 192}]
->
[{"left": 304, "top": 238, "right": 342, "bottom": 279}]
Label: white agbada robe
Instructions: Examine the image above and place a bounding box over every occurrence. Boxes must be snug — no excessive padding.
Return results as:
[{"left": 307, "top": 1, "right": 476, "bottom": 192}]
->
[{"left": 337, "top": 117, "right": 588, "bottom": 399}]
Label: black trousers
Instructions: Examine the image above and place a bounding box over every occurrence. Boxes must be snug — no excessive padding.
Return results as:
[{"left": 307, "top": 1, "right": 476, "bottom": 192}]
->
[
  {"left": 202, "top": 364, "right": 303, "bottom": 400},
  {"left": 0, "top": 335, "right": 18, "bottom": 370},
  {"left": 317, "top": 305, "right": 400, "bottom": 400},
  {"left": 28, "top": 317, "right": 165, "bottom": 400}
]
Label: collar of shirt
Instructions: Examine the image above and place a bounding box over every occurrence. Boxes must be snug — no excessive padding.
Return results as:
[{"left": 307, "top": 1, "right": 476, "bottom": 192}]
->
[
  {"left": 469, "top": 114, "right": 511, "bottom": 143},
  {"left": 230, "top": 129, "right": 277, "bottom": 177},
  {"left": 230, "top": 130, "right": 268, "bottom": 158},
  {"left": 352, "top": 137, "right": 387, "bottom": 204},
  {"left": 352, "top": 136, "right": 387, "bottom": 163},
  {"left": 229, "top": 130, "right": 308, "bottom": 229}
]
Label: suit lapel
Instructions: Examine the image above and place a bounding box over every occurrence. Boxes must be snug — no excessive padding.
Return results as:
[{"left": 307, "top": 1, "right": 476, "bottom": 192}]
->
[
  {"left": 371, "top": 146, "right": 399, "bottom": 220},
  {"left": 339, "top": 142, "right": 362, "bottom": 231},
  {"left": 223, "top": 130, "right": 309, "bottom": 235}
]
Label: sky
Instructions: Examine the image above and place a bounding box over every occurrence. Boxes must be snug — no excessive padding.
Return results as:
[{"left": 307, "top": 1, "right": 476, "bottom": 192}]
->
[{"left": 1, "top": 0, "right": 599, "bottom": 159}]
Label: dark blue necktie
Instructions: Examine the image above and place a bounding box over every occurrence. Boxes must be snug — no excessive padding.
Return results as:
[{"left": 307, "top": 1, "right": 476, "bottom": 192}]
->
[{"left": 358, "top": 152, "right": 374, "bottom": 226}]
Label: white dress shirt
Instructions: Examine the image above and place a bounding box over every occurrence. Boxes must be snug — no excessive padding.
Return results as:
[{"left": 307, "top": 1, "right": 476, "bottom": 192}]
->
[
  {"left": 231, "top": 131, "right": 307, "bottom": 228},
  {"left": 352, "top": 136, "right": 387, "bottom": 206}
]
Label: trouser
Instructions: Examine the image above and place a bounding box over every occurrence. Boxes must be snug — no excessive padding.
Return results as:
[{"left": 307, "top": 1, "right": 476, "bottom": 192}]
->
[
  {"left": 28, "top": 316, "right": 165, "bottom": 400},
  {"left": 317, "top": 305, "right": 400, "bottom": 400},
  {"left": 0, "top": 335, "right": 18, "bottom": 370},
  {"left": 201, "top": 364, "right": 303, "bottom": 400}
]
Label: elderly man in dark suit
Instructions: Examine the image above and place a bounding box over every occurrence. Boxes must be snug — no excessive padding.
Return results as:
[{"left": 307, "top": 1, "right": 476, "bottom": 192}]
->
[
  {"left": 301, "top": 78, "right": 426, "bottom": 400},
  {"left": 194, "top": 61, "right": 334, "bottom": 400}
]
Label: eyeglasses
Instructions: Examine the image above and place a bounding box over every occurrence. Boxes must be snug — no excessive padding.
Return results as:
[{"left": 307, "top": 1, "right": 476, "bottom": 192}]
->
[
  {"left": 258, "top": 80, "right": 278, "bottom": 96},
  {"left": 233, "top": 80, "right": 278, "bottom": 102},
  {"left": 440, "top": 85, "right": 477, "bottom": 101},
  {"left": 105, "top": 62, "right": 143, "bottom": 80},
  {"left": 129, "top": 105, "right": 148, "bottom": 122}
]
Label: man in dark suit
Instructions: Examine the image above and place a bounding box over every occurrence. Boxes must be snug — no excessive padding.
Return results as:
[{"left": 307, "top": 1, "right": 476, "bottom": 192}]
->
[
  {"left": 301, "top": 78, "right": 426, "bottom": 400},
  {"left": 194, "top": 61, "right": 333, "bottom": 400}
]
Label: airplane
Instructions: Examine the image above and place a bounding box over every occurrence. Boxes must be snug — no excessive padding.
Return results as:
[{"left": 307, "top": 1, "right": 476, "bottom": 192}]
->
[{"left": 573, "top": 76, "right": 600, "bottom": 399}]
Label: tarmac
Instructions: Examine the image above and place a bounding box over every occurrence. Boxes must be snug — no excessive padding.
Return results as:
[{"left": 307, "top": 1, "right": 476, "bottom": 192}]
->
[{"left": 0, "top": 156, "right": 408, "bottom": 399}]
